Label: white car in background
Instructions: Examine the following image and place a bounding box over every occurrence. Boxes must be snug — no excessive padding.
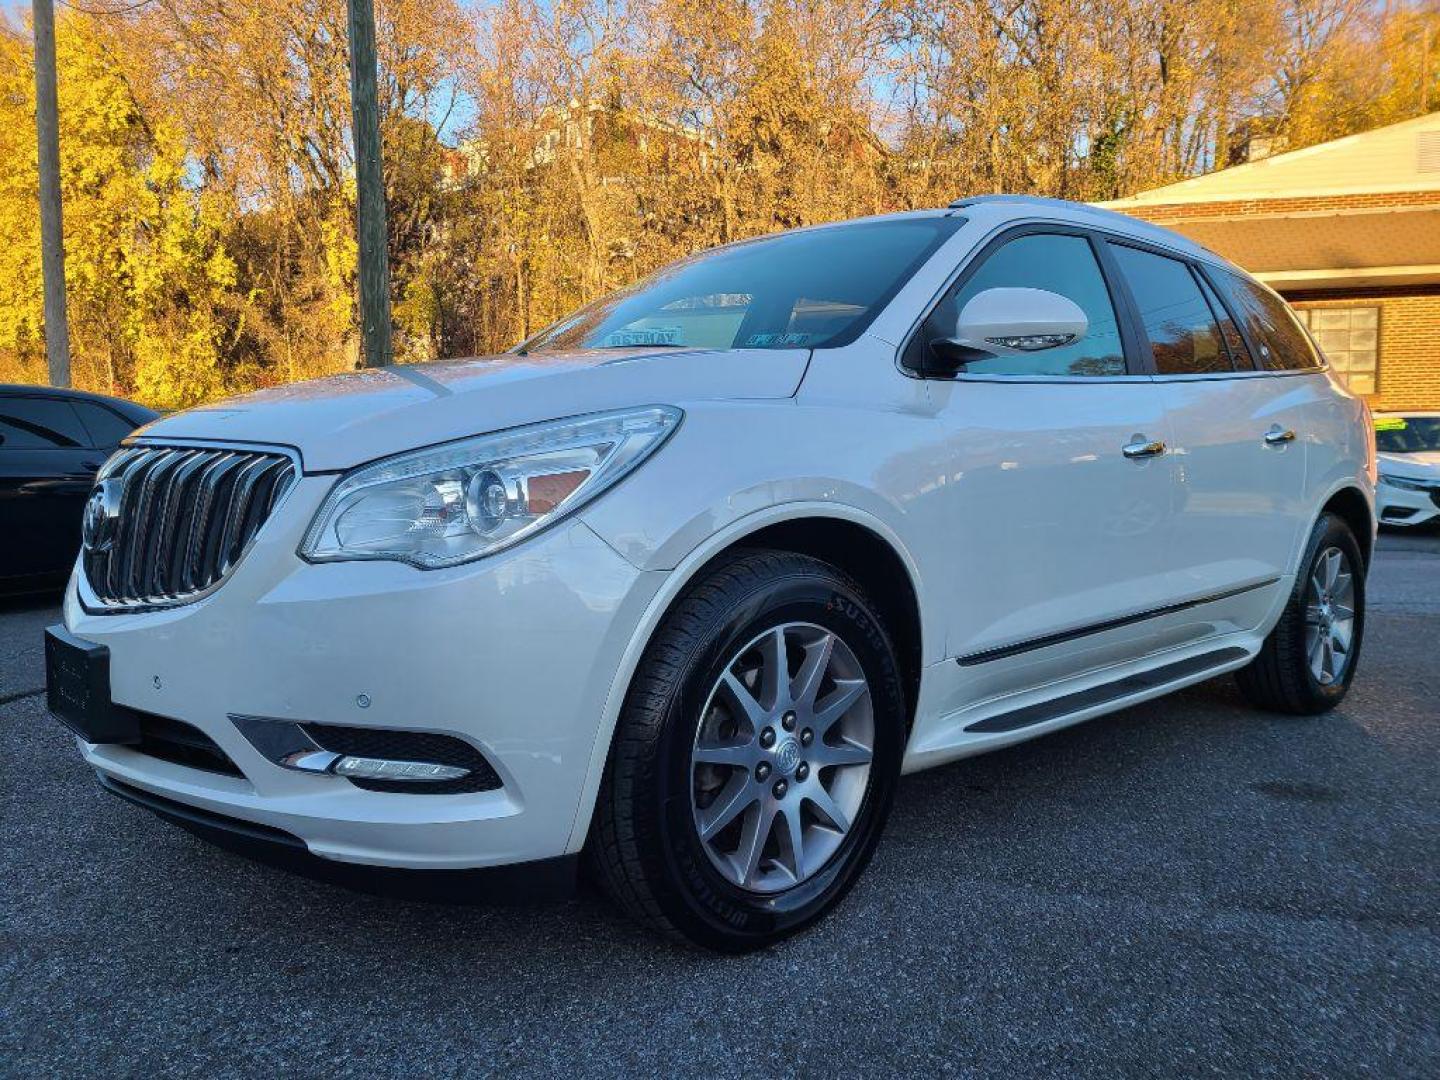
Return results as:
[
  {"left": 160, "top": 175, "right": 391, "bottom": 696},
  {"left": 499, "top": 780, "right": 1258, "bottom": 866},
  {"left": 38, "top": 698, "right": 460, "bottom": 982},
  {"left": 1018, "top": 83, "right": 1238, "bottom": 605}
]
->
[
  {"left": 1375, "top": 412, "right": 1440, "bottom": 528},
  {"left": 46, "top": 196, "right": 1375, "bottom": 951}
]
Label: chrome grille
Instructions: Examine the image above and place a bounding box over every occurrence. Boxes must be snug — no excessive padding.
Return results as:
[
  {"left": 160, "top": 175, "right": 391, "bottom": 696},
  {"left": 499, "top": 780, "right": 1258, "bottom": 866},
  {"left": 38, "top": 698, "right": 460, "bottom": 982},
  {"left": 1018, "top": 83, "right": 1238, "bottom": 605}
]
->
[{"left": 82, "top": 443, "right": 297, "bottom": 609}]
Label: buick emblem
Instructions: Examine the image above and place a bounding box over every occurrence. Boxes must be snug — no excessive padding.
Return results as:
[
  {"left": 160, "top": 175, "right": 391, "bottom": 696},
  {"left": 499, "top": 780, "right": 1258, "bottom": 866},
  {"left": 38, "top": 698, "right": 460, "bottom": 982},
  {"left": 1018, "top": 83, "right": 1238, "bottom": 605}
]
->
[
  {"left": 774, "top": 738, "right": 802, "bottom": 775},
  {"left": 82, "top": 479, "right": 122, "bottom": 553}
]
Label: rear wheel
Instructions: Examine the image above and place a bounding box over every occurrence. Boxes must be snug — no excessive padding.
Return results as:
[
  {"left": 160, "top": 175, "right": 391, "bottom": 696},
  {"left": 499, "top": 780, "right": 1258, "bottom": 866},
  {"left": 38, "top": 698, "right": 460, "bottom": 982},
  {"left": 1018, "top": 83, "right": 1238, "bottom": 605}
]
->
[
  {"left": 589, "top": 550, "right": 906, "bottom": 952},
  {"left": 1236, "top": 512, "right": 1366, "bottom": 715}
]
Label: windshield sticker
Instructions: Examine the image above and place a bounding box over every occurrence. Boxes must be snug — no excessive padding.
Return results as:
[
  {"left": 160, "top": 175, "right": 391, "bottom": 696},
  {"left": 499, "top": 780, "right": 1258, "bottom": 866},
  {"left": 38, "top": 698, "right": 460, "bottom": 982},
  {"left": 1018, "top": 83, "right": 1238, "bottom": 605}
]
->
[
  {"left": 604, "top": 327, "right": 682, "bottom": 347},
  {"left": 744, "top": 332, "right": 812, "bottom": 347},
  {"left": 1374, "top": 417, "right": 1409, "bottom": 432}
]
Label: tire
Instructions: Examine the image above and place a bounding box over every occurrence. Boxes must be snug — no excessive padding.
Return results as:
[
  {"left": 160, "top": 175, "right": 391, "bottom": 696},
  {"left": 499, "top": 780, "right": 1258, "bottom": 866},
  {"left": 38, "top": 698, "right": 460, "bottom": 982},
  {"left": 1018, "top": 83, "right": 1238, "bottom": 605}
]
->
[
  {"left": 1236, "top": 512, "right": 1366, "bottom": 715},
  {"left": 589, "top": 549, "right": 907, "bottom": 952}
]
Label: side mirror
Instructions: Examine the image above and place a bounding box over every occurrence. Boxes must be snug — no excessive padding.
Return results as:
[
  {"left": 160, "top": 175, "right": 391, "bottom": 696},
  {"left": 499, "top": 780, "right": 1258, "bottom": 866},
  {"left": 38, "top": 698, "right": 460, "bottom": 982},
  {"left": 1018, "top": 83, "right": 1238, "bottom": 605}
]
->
[{"left": 929, "top": 287, "right": 1088, "bottom": 375}]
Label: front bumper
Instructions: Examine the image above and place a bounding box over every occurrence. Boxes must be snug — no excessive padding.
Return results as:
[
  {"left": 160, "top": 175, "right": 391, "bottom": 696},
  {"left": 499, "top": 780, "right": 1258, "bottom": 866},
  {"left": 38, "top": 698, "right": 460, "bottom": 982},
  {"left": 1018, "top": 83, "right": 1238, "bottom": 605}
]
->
[
  {"left": 64, "top": 474, "right": 666, "bottom": 870},
  {"left": 1377, "top": 481, "right": 1440, "bottom": 527},
  {"left": 97, "top": 773, "right": 580, "bottom": 899}
]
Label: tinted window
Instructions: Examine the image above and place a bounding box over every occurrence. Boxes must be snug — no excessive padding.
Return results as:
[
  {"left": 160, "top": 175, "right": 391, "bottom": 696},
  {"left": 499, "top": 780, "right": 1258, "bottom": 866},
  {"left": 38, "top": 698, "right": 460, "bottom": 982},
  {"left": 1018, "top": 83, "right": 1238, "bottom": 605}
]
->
[
  {"left": 0, "top": 396, "right": 87, "bottom": 448},
  {"left": 1216, "top": 270, "right": 1320, "bottom": 371},
  {"left": 521, "top": 217, "right": 962, "bottom": 353},
  {"left": 1197, "top": 271, "right": 1252, "bottom": 370},
  {"left": 71, "top": 401, "right": 136, "bottom": 447},
  {"left": 928, "top": 233, "right": 1126, "bottom": 376},
  {"left": 1109, "top": 245, "right": 1229, "bottom": 375}
]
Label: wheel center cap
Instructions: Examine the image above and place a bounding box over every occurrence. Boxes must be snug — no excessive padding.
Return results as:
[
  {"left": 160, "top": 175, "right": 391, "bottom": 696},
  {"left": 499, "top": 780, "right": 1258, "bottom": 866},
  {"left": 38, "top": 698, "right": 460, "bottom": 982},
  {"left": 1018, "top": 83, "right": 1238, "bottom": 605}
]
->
[{"left": 773, "top": 737, "right": 801, "bottom": 776}]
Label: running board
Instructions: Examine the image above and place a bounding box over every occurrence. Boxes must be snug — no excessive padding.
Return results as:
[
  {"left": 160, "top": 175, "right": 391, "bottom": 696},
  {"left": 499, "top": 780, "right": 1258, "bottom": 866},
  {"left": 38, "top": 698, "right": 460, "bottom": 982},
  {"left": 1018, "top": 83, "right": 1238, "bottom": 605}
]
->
[{"left": 963, "top": 646, "right": 1251, "bottom": 734}]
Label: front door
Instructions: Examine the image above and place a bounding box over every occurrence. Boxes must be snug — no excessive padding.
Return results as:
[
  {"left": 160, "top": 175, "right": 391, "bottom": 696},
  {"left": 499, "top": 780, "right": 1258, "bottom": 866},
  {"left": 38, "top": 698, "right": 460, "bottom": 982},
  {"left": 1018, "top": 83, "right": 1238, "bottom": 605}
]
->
[{"left": 916, "top": 228, "right": 1179, "bottom": 674}]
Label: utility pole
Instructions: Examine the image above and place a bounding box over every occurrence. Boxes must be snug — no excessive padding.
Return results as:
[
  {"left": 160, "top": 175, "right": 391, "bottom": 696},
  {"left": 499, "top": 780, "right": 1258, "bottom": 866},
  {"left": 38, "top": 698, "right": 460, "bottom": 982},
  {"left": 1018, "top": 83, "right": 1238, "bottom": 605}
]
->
[
  {"left": 32, "top": 0, "right": 70, "bottom": 387},
  {"left": 345, "top": 0, "right": 393, "bottom": 367}
]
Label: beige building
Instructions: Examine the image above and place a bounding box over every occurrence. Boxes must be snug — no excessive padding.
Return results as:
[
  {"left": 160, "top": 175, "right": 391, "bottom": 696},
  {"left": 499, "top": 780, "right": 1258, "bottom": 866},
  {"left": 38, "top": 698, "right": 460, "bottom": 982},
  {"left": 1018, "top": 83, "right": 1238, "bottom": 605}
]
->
[{"left": 1102, "top": 112, "right": 1440, "bottom": 411}]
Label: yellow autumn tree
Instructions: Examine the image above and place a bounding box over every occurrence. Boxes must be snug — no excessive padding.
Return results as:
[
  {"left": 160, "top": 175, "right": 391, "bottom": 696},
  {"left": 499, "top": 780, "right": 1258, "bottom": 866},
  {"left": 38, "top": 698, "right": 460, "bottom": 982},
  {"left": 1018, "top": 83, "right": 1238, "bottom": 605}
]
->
[
  {"left": 0, "top": 14, "right": 237, "bottom": 407},
  {"left": 1, "top": 0, "right": 1436, "bottom": 397}
]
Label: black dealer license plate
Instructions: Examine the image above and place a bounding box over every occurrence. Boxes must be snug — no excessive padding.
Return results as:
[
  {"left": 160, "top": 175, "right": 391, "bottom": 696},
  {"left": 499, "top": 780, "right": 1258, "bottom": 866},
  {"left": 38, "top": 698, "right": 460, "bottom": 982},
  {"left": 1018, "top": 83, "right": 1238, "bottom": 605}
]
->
[{"left": 44, "top": 625, "right": 139, "bottom": 744}]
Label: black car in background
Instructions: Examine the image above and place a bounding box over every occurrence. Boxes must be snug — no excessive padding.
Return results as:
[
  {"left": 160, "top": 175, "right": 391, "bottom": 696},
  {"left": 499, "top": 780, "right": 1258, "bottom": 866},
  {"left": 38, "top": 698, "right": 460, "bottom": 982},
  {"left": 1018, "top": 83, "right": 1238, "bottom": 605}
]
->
[{"left": 1, "top": 385, "right": 157, "bottom": 596}]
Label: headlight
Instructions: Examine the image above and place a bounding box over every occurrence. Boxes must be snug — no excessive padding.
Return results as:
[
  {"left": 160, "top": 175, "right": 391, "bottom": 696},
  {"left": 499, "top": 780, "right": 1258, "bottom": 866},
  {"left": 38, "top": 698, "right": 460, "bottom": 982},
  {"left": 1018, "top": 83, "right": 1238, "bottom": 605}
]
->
[
  {"left": 301, "top": 406, "right": 681, "bottom": 567},
  {"left": 1378, "top": 473, "right": 1433, "bottom": 492}
]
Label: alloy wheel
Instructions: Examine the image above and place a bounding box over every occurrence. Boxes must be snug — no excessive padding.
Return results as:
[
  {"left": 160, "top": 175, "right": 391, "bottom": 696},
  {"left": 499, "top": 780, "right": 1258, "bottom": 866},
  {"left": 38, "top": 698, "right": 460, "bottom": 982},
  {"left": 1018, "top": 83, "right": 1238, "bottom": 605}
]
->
[
  {"left": 689, "top": 622, "right": 874, "bottom": 894},
  {"left": 1304, "top": 545, "right": 1357, "bottom": 686}
]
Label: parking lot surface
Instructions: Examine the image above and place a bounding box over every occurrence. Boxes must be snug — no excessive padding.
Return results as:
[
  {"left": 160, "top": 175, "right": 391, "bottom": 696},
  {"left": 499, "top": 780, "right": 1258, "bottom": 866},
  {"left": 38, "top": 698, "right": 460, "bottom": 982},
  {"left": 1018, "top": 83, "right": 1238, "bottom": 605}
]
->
[{"left": 2, "top": 531, "right": 1437, "bottom": 1078}]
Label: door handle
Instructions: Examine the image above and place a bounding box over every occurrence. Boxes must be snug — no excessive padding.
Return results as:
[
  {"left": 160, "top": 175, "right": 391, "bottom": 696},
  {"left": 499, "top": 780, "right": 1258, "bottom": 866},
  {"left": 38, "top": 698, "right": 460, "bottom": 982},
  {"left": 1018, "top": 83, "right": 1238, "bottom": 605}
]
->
[
  {"left": 1263, "top": 427, "right": 1297, "bottom": 446},
  {"left": 1122, "top": 438, "right": 1166, "bottom": 460}
]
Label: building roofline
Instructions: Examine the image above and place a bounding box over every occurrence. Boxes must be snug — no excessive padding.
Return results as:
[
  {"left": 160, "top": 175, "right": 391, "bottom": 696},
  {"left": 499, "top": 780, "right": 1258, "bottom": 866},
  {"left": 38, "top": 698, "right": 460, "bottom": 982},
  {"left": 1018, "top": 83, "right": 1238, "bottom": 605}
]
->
[
  {"left": 1120, "top": 201, "right": 1440, "bottom": 222},
  {"left": 1099, "top": 110, "right": 1440, "bottom": 208},
  {"left": 1100, "top": 181, "right": 1440, "bottom": 209}
]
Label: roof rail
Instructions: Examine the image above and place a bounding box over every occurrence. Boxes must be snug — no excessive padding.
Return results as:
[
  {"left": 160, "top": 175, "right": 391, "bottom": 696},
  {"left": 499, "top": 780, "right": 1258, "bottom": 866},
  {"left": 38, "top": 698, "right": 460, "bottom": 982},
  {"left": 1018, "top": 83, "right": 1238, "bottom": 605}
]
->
[
  {"left": 947, "top": 194, "right": 1089, "bottom": 211},
  {"left": 944, "top": 192, "right": 1226, "bottom": 264}
]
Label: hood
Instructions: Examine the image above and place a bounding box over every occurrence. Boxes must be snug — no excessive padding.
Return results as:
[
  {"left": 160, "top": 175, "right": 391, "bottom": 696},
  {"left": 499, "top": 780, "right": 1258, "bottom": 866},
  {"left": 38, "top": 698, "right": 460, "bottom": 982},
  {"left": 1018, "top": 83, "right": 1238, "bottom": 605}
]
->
[
  {"left": 134, "top": 348, "right": 810, "bottom": 471},
  {"left": 1378, "top": 450, "right": 1440, "bottom": 478}
]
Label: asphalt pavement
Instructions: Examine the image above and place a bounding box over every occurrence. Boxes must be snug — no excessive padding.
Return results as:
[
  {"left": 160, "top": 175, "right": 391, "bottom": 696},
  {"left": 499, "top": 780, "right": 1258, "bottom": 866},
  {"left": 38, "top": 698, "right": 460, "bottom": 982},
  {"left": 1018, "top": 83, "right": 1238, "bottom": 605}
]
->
[{"left": 2, "top": 530, "right": 1437, "bottom": 1077}]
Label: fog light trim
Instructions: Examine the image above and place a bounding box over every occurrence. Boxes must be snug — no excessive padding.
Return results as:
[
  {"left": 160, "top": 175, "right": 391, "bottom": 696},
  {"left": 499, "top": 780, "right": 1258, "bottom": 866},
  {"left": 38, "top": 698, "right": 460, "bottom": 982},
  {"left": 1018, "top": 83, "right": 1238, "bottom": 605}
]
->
[
  {"left": 231, "top": 713, "right": 501, "bottom": 794},
  {"left": 331, "top": 756, "right": 470, "bottom": 782}
]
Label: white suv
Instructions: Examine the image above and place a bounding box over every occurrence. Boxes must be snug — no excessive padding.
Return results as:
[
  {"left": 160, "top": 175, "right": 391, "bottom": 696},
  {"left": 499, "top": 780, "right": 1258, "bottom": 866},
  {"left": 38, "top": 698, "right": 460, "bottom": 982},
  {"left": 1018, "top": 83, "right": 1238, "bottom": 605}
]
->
[{"left": 47, "top": 196, "right": 1375, "bottom": 951}]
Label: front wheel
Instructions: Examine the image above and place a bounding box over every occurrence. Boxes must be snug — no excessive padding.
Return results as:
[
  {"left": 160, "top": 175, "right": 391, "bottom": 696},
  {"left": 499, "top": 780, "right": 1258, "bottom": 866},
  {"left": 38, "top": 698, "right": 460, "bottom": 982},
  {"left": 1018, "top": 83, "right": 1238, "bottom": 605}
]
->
[
  {"left": 589, "top": 550, "right": 906, "bottom": 951},
  {"left": 1236, "top": 512, "right": 1367, "bottom": 715}
]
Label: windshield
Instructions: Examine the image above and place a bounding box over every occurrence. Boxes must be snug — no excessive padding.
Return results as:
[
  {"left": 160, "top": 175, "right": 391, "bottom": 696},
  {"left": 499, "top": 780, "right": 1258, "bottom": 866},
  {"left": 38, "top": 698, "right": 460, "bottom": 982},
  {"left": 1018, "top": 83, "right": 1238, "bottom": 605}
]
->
[
  {"left": 1376, "top": 416, "right": 1440, "bottom": 454},
  {"left": 519, "top": 217, "right": 961, "bottom": 354}
]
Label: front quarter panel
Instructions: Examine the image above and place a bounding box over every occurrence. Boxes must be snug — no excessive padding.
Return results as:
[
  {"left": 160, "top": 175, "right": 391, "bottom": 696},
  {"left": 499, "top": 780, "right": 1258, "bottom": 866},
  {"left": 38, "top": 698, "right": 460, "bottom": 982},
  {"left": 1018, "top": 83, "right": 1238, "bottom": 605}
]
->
[{"left": 580, "top": 341, "right": 947, "bottom": 665}]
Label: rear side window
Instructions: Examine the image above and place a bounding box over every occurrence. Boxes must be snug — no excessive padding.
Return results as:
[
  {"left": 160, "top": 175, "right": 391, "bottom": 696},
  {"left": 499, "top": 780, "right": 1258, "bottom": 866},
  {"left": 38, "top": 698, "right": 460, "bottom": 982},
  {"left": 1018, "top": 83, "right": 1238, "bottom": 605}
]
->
[
  {"left": 1216, "top": 270, "right": 1321, "bottom": 371},
  {"left": 0, "top": 396, "right": 88, "bottom": 448},
  {"left": 1197, "top": 272, "right": 1253, "bottom": 370},
  {"left": 925, "top": 233, "right": 1126, "bottom": 376},
  {"left": 1108, "top": 245, "right": 1229, "bottom": 376}
]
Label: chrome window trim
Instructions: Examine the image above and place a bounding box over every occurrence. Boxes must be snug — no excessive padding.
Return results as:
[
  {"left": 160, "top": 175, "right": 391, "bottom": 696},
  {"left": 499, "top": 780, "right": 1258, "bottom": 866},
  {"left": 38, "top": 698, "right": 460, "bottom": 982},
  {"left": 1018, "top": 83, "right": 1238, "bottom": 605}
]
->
[
  {"left": 935, "top": 373, "right": 1157, "bottom": 386},
  {"left": 936, "top": 367, "right": 1332, "bottom": 388},
  {"left": 1141, "top": 368, "right": 1332, "bottom": 384}
]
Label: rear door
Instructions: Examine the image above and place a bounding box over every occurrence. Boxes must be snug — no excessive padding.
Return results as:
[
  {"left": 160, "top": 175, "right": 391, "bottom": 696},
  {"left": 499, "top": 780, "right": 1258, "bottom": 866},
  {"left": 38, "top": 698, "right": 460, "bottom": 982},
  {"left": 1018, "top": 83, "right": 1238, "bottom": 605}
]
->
[
  {"left": 1104, "top": 241, "right": 1309, "bottom": 617},
  {"left": 0, "top": 395, "right": 103, "bottom": 584}
]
